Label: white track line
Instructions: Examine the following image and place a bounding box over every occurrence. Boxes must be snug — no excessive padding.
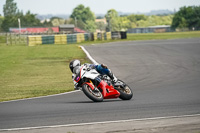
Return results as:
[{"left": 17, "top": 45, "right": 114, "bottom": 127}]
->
[
  {"left": 80, "top": 46, "right": 99, "bottom": 65},
  {"left": 0, "top": 90, "right": 80, "bottom": 104},
  {"left": 1, "top": 114, "right": 200, "bottom": 131}
]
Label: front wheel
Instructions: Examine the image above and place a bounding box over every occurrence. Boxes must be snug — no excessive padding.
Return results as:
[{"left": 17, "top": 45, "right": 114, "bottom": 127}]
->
[
  {"left": 116, "top": 80, "right": 133, "bottom": 100},
  {"left": 82, "top": 84, "right": 103, "bottom": 102}
]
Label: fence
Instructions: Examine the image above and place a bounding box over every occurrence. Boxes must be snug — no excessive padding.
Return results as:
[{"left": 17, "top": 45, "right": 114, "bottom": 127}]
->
[
  {"left": 3, "top": 32, "right": 123, "bottom": 46},
  {"left": 93, "top": 32, "right": 112, "bottom": 41},
  {"left": 28, "top": 32, "right": 113, "bottom": 46},
  {"left": 5, "top": 33, "right": 28, "bottom": 45},
  {"left": 28, "top": 33, "right": 91, "bottom": 46}
]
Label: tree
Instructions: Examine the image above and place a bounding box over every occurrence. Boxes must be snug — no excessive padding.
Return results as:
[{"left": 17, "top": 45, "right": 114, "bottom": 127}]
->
[
  {"left": 171, "top": 6, "right": 200, "bottom": 30},
  {"left": 2, "top": 0, "right": 43, "bottom": 31},
  {"left": 77, "top": 20, "right": 86, "bottom": 30},
  {"left": 1, "top": 0, "right": 18, "bottom": 31},
  {"left": 85, "top": 20, "right": 96, "bottom": 32},
  {"left": 0, "top": 16, "right": 4, "bottom": 31},
  {"left": 188, "top": 6, "right": 200, "bottom": 30},
  {"left": 3, "top": 0, "right": 18, "bottom": 17},
  {"left": 105, "top": 9, "right": 120, "bottom": 31},
  {"left": 1, "top": 16, "right": 18, "bottom": 31},
  {"left": 126, "top": 13, "right": 173, "bottom": 28},
  {"left": 137, "top": 20, "right": 148, "bottom": 27},
  {"left": 70, "top": 4, "right": 96, "bottom": 32},
  {"left": 119, "top": 17, "right": 131, "bottom": 30},
  {"left": 21, "top": 11, "right": 42, "bottom": 27},
  {"left": 105, "top": 9, "right": 132, "bottom": 31},
  {"left": 96, "top": 21, "right": 106, "bottom": 32},
  {"left": 51, "top": 17, "right": 65, "bottom": 26},
  {"left": 111, "top": 17, "right": 120, "bottom": 31},
  {"left": 127, "top": 14, "right": 147, "bottom": 23},
  {"left": 42, "top": 20, "right": 52, "bottom": 27}
]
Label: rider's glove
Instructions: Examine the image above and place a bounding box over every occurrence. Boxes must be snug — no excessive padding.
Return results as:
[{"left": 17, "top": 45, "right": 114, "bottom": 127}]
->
[{"left": 101, "top": 64, "right": 108, "bottom": 69}]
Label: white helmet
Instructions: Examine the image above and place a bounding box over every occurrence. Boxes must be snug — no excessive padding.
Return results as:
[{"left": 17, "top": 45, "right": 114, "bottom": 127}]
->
[{"left": 69, "top": 60, "right": 81, "bottom": 73}]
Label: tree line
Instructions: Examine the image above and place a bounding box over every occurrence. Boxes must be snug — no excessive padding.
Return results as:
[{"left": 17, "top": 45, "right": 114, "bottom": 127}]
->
[
  {"left": 171, "top": 6, "right": 200, "bottom": 30},
  {"left": 0, "top": 0, "right": 200, "bottom": 32}
]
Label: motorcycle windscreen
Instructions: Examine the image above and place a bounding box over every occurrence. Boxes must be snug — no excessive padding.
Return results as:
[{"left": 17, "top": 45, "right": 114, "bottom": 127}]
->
[{"left": 83, "top": 69, "right": 100, "bottom": 80}]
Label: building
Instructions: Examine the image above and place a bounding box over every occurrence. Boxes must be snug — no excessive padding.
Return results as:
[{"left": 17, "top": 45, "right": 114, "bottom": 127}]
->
[
  {"left": 95, "top": 18, "right": 107, "bottom": 24},
  {"left": 95, "top": 18, "right": 107, "bottom": 32},
  {"left": 74, "top": 27, "right": 86, "bottom": 33},
  {"left": 9, "top": 27, "right": 59, "bottom": 33},
  {"left": 9, "top": 24, "right": 86, "bottom": 34},
  {"left": 59, "top": 24, "right": 75, "bottom": 33},
  {"left": 127, "top": 25, "right": 173, "bottom": 33}
]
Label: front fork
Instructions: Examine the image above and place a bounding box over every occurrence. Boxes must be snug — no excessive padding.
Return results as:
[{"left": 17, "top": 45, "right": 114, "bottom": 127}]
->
[{"left": 82, "top": 79, "right": 97, "bottom": 91}]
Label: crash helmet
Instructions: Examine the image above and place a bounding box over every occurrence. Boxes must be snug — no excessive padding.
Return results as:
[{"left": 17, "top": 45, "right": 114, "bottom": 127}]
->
[
  {"left": 73, "top": 66, "right": 81, "bottom": 74},
  {"left": 69, "top": 60, "right": 81, "bottom": 73}
]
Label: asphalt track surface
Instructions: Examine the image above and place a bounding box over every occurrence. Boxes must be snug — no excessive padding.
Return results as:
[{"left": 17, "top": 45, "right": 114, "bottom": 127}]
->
[{"left": 0, "top": 38, "right": 200, "bottom": 130}]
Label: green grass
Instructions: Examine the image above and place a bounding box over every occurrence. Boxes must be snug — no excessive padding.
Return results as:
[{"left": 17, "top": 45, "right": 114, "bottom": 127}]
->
[
  {"left": 127, "top": 31, "right": 200, "bottom": 41},
  {"left": 0, "top": 44, "right": 89, "bottom": 102},
  {"left": 0, "top": 31, "right": 200, "bottom": 102},
  {"left": 0, "top": 35, "right": 6, "bottom": 45}
]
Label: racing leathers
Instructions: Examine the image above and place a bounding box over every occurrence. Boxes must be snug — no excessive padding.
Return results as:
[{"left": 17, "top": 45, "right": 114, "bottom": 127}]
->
[{"left": 72, "top": 63, "right": 117, "bottom": 90}]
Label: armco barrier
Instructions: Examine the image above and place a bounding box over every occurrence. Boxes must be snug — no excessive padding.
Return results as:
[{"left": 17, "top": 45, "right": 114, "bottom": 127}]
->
[{"left": 27, "top": 32, "right": 121, "bottom": 46}]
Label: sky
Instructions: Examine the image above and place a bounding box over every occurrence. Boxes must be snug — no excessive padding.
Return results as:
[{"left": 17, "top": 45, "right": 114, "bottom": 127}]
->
[{"left": 0, "top": 0, "right": 200, "bottom": 16}]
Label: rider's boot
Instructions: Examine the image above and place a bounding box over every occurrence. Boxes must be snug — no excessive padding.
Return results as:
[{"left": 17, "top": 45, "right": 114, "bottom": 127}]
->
[
  {"left": 94, "top": 77, "right": 101, "bottom": 88},
  {"left": 108, "top": 71, "right": 118, "bottom": 84}
]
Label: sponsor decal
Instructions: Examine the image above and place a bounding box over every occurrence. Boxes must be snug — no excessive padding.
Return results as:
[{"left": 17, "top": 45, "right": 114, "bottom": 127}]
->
[{"left": 76, "top": 76, "right": 80, "bottom": 81}]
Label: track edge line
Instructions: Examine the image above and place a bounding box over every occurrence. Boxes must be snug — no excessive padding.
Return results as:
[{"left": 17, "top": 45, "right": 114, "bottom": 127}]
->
[{"left": 1, "top": 114, "right": 200, "bottom": 131}]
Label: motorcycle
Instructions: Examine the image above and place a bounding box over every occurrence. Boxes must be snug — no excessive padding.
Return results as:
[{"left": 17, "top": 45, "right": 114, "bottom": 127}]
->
[{"left": 74, "top": 64, "right": 133, "bottom": 102}]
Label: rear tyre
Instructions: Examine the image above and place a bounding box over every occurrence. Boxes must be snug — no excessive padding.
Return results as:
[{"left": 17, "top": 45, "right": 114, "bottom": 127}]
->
[
  {"left": 82, "top": 84, "right": 103, "bottom": 102},
  {"left": 116, "top": 80, "right": 133, "bottom": 100}
]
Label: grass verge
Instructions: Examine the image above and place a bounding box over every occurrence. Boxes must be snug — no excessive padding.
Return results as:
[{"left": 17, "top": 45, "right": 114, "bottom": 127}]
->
[
  {"left": 127, "top": 31, "right": 200, "bottom": 41},
  {"left": 0, "top": 44, "right": 89, "bottom": 102},
  {"left": 0, "top": 35, "right": 6, "bottom": 45}
]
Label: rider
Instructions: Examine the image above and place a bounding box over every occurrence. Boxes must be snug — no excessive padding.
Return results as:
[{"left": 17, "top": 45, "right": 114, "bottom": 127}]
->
[{"left": 69, "top": 59, "right": 118, "bottom": 90}]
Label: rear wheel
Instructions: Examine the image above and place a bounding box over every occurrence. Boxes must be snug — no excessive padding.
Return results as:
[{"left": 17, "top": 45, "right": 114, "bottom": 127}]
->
[
  {"left": 116, "top": 80, "right": 133, "bottom": 100},
  {"left": 82, "top": 84, "right": 103, "bottom": 102}
]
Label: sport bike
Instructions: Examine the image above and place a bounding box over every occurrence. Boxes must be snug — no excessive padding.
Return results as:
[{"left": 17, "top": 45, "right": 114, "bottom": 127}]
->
[{"left": 74, "top": 64, "right": 133, "bottom": 102}]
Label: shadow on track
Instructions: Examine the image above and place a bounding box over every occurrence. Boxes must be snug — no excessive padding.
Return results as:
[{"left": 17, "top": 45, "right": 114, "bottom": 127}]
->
[{"left": 65, "top": 99, "right": 122, "bottom": 104}]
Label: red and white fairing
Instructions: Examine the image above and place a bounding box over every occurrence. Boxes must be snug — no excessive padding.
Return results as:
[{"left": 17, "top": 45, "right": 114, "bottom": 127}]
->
[{"left": 73, "top": 64, "right": 120, "bottom": 99}]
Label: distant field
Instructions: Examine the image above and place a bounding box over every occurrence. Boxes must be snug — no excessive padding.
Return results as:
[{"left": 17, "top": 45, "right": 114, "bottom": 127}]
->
[
  {"left": 127, "top": 31, "right": 200, "bottom": 41},
  {"left": 0, "top": 31, "right": 200, "bottom": 102}
]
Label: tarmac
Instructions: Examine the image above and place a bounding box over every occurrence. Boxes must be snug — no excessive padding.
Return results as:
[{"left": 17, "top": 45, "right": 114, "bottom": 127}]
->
[{"left": 1, "top": 115, "right": 200, "bottom": 133}]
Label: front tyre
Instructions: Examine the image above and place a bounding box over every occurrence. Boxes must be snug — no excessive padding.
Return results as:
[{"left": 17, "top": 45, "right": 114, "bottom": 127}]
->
[
  {"left": 116, "top": 80, "right": 133, "bottom": 100},
  {"left": 82, "top": 84, "right": 103, "bottom": 102}
]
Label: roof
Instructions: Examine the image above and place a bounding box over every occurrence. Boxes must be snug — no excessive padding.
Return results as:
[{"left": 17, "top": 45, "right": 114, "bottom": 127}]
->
[
  {"left": 59, "top": 24, "right": 75, "bottom": 28},
  {"left": 95, "top": 18, "right": 107, "bottom": 24},
  {"left": 74, "top": 27, "right": 86, "bottom": 33},
  {"left": 148, "top": 25, "right": 170, "bottom": 28}
]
